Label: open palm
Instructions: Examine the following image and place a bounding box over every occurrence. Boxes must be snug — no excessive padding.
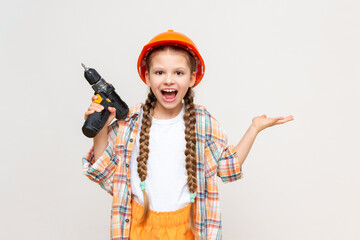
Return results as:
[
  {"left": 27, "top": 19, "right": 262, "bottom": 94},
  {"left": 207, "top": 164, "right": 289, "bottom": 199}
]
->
[{"left": 252, "top": 114, "right": 294, "bottom": 133}]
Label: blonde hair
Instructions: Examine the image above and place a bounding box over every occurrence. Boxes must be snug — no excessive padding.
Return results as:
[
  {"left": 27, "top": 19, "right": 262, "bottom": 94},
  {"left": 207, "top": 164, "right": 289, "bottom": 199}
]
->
[{"left": 136, "top": 45, "right": 202, "bottom": 239}]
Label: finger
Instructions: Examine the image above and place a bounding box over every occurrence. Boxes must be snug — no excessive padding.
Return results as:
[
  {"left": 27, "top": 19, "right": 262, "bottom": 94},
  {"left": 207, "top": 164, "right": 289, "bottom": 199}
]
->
[
  {"left": 92, "top": 95, "right": 98, "bottom": 101},
  {"left": 91, "top": 102, "right": 104, "bottom": 108},
  {"left": 88, "top": 106, "right": 104, "bottom": 112},
  {"left": 278, "top": 116, "right": 293, "bottom": 121},
  {"left": 266, "top": 117, "right": 282, "bottom": 122},
  {"left": 269, "top": 117, "right": 285, "bottom": 122},
  {"left": 84, "top": 110, "right": 95, "bottom": 120},
  {"left": 86, "top": 109, "right": 95, "bottom": 115},
  {"left": 90, "top": 103, "right": 105, "bottom": 110},
  {"left": 274, "top": 118, "right": 291, "bottom": 125},
  {"left": 278, "top": 116, "right": 294, "bottom": 122}
]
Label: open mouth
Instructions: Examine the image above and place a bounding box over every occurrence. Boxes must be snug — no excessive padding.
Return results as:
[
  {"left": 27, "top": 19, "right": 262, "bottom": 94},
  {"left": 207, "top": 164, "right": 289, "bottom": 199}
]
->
[{"left": 161, "top": 89, "right": 178, "bottom": 102}]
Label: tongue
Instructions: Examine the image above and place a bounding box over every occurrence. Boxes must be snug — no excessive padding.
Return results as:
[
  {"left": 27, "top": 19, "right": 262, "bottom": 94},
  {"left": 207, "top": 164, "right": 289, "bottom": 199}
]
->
[{"left": 163, "top": 91, "right": 176, "bottom": 99}]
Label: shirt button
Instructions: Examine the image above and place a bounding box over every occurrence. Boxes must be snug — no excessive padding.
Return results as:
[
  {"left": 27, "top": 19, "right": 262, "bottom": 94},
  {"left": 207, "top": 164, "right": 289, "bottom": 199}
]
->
[
  {"left": 126, "top": 164, "right": 129, "bottom": 167},
  {"left": 125, "top": 218, "right": 129, "bottom": 222},
  {"left": 130, "top": 139, "right": 133, "bottom": 142}
]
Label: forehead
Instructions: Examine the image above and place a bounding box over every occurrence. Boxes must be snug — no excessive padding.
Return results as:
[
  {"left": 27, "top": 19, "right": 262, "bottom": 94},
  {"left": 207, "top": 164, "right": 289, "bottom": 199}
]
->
[{"left": 149, "top": 51, "right": 190, "bottom": 68}]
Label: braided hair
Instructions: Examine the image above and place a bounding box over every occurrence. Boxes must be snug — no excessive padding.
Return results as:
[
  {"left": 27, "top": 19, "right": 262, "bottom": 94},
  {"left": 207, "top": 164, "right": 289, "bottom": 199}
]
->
[{"left": 135, "top": 45, "right": 202, "bottom": 239}]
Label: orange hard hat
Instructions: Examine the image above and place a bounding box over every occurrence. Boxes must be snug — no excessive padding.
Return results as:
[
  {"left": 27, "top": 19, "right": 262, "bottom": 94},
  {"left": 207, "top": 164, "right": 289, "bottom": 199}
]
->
[{"left": 137, "top": 30, "right": 205, "bottom": 88}]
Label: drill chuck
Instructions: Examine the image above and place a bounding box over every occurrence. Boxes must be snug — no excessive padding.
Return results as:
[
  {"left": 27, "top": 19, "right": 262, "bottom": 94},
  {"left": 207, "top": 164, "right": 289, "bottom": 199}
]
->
[{"left": 81, "top": 63, "right": 101, "bottom": 85}]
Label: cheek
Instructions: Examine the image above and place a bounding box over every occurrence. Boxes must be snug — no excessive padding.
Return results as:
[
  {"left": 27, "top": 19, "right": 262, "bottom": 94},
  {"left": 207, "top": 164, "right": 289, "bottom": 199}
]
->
[
  {"left": 148, "top": 76, "right": 163, "bottom": 86},
  {"left": 178, "top": 85, "right": 190, "bottom": 94}
]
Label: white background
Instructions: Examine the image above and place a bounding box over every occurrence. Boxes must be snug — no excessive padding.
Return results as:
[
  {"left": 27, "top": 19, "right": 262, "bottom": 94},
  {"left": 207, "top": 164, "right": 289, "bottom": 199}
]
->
[{"left": 1, "top": 0, "right": 360, "bottom": 239}]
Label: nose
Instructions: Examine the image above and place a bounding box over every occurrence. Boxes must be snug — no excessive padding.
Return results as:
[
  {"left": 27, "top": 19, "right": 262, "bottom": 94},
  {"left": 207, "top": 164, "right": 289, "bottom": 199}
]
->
[{"left": 163, "top": 73, "right": 175, "bottom": 85}]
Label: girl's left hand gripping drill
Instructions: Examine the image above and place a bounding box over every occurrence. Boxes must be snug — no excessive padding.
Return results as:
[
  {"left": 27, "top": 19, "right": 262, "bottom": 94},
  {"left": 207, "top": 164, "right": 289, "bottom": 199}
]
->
[{"left": 81, "top": 63, "right": 129, "bottom": 138}]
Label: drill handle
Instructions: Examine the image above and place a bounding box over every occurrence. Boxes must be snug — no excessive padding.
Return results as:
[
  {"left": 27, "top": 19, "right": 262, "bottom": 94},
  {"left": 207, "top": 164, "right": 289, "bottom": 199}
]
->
[
  {"left": 106, "top": 90, "right": 129, "bottom": 120},
  {"left": 82, "top": 94, "right": 112, "bottom": 138}
]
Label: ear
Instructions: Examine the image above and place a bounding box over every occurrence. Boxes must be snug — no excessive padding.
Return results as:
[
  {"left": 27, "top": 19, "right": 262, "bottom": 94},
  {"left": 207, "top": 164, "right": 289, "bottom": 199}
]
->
[
  {"left": 189, "top": 72, "right": 196, "bottom": 88},
  {"left": 145, "top": 70, "right": 151, "bottom": 87}
]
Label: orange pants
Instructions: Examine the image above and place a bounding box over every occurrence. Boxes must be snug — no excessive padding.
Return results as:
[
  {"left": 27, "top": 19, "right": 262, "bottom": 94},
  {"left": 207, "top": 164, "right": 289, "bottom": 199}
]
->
[{"left": 130, "top": 197, "right": 195, "bottom": 240}]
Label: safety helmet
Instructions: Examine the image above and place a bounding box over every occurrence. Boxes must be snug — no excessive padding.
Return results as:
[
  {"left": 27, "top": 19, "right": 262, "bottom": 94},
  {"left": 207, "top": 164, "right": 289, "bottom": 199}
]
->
[{"left": 137, "top": 30, "right": 205, "bottom": 88}]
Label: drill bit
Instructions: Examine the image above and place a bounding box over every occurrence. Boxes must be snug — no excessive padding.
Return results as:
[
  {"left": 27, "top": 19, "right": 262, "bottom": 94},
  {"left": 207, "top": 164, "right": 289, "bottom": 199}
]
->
[{"left": 81, "top": 63, "right": 89, "bottom": 71}]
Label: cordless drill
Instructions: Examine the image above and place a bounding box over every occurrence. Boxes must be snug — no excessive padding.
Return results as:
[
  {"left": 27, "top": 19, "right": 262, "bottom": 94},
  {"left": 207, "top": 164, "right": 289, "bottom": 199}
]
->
[{"left": 81, "top": 63, "right": 129, "bottom": 138}]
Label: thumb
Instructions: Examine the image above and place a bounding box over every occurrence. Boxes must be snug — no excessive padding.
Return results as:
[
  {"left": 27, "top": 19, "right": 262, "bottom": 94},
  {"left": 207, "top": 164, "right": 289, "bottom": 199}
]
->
[
  {"left": 106, "top": 107, "right": 116, "bottom": 126},
  {"left": 109, "top": 107, "right": 116, "bottom": 115}
]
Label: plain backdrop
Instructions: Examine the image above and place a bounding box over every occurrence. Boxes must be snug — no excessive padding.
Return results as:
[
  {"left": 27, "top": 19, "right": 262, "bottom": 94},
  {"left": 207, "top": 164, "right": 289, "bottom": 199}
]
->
[{"left": 1, "top": 0, "right": 360, "bottom": 239}]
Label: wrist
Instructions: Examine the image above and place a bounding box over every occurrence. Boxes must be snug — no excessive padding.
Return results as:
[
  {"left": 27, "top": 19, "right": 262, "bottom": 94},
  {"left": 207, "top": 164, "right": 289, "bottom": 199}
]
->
[
  {"left": 250, "top": 123, "right": 260, "bottom": 135},
  {"left": 93, "top": 128, "right": 107, "bottom": 142}
]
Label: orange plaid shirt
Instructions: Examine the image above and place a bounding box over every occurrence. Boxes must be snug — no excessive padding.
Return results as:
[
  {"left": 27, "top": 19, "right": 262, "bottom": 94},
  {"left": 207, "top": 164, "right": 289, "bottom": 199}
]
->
[{"left": 82, "top": 102, "right": 243, "bottom": 239}]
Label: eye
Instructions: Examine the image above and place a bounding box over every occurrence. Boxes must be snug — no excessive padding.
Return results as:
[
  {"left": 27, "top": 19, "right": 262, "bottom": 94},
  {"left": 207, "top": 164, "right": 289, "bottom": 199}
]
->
[
  {"left": 176, "top": 71, "right": 184, "bottom": 75},
  {"left": 155, "top": 71, "right": 163, "bottom": 75}
]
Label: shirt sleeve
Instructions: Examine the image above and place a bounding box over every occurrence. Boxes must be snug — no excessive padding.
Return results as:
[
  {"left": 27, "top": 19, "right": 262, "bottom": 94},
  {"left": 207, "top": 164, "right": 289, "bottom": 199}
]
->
[
  {"left": 216, "top": 143, "right": 243, "bottom": 183},
  {"left": 205, "top": 112, "right": 244, "bottom": 183},
  {"left": 81, "top": 120, "right": 120, "bottom": 195}
]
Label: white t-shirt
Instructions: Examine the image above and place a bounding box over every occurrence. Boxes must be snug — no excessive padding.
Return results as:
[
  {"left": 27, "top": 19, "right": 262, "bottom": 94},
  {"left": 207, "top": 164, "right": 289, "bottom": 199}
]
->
[{"left": 130, "top": 103, "right": 191, "bottom": 212}]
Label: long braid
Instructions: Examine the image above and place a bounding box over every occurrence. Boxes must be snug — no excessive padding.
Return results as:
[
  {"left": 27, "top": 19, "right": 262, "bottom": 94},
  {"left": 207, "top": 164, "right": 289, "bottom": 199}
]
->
[
  {"left": 183, "top": 88, "right": 202, "bottom": 240},
  {"left": 139, "top": 44, "right": 202, "bottom": 238},
  {"left": 136, "top": 90, "right": 156, "bottom": 225}
]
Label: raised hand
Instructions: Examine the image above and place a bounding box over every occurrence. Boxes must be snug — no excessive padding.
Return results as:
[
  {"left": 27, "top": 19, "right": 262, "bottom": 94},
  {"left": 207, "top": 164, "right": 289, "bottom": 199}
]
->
[
  {"left": 84, "top": 94, "right": 117, "bottom": 129},
  {"left": 251, "top": 114, "right": 294, "bottom": 133}
]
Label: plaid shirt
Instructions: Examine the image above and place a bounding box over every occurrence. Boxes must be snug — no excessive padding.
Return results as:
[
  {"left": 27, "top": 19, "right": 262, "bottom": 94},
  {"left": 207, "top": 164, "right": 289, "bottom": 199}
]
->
[{"left": 82, "top": 102, "right": 243, "bottom": 240}]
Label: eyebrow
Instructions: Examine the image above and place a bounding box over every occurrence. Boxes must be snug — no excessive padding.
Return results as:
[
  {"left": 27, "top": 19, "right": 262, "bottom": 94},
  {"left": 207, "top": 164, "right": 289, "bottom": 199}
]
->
[{"left": 151, "top": 67, "right": 187, "bottom": 71}]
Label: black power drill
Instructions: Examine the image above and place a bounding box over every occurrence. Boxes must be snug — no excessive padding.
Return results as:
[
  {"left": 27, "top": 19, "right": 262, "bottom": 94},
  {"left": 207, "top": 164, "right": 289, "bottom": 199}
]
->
[{"left": 81, "top": 63, "right": 129, "bottom": 138}]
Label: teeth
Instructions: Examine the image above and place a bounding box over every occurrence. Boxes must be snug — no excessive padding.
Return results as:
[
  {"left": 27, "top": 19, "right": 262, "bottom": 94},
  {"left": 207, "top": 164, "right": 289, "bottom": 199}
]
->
[{"left": 163, "top": 89, "right": 176, "bottom": 92}]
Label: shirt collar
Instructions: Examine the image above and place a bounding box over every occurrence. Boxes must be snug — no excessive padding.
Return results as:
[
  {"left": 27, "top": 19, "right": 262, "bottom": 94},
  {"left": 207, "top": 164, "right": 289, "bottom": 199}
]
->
[
  {"left": 124, "top": 102, "right": 202, "bottom": 122},
  {"left": 124, "top": 102, "right": 143, "bottom": 122}
]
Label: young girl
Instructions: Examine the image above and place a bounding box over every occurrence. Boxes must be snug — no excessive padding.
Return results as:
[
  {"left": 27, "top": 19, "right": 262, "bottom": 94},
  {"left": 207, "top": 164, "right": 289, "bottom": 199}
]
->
[{"left": 82, "top": 30, "right": 294, "bottom": 240}]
